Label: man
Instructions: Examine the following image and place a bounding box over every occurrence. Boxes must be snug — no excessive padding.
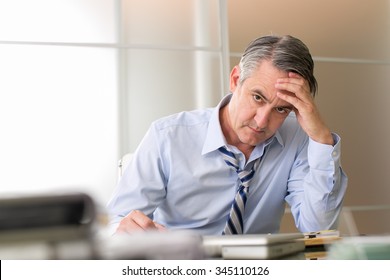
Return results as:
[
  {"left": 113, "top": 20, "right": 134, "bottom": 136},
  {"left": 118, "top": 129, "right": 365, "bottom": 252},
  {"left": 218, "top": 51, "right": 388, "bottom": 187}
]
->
[{"left": 107, "top": 35, "right": 348, "bottom": 235}]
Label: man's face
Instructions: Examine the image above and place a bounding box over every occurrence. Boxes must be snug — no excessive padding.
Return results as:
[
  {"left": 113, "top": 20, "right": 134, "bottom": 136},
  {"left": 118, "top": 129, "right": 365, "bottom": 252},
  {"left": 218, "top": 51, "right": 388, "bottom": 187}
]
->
[{"left": 225, "top": 60, "right": 294, "bottom": 148}]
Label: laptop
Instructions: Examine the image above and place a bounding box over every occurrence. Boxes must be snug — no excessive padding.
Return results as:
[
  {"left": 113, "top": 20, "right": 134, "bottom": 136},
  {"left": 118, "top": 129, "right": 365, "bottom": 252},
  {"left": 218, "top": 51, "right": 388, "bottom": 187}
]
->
[{"left": 202, "top": 232, "right": 305, "bottom": 259}]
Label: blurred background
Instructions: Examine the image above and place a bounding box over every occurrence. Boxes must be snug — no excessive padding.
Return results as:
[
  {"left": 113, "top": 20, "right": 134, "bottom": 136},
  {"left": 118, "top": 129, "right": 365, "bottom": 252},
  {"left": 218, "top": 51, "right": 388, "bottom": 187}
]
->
[{"left": 0, "top": 0, "right": 389, "bottom": 235}]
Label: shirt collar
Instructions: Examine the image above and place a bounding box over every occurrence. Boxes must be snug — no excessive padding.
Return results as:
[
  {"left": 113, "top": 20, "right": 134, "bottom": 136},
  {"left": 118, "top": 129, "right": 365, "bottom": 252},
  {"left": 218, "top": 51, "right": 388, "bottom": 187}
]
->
[
  {"left": 201, "top": 94, "right": 231, "bottom": 155},
  {"left": 201, "top": 93, "right": 285, "bottom": 156}
]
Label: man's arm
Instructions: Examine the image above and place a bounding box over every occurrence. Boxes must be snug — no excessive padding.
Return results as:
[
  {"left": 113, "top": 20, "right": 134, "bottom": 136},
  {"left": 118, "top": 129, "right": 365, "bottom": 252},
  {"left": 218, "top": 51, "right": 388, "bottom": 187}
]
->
[
  {"left": 286, "top": 135, "right": 348, "bottom": 232},
  {"left": 106, "top": 124, "right": 167, "bottom": 234},
  {"left": 275, "top": 73, "right": 348, "bottom": 231}
]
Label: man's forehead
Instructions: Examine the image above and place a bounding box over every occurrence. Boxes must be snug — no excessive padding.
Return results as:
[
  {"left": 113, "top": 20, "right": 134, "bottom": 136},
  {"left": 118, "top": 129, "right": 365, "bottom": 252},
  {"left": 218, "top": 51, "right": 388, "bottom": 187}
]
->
[{"left": 268, "top": 93, "right": 293, "bottom": 108}]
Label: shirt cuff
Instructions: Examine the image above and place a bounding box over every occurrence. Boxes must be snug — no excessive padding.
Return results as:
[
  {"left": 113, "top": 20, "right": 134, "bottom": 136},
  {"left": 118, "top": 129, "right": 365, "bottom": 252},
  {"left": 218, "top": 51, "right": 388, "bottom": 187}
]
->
[{"left": 307, "top": 133, "right": 341, "bottom": 171}]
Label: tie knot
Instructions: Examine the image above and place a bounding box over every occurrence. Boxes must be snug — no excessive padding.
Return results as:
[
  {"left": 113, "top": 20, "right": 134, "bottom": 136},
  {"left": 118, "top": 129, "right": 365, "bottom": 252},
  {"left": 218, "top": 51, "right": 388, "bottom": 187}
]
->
[{"left": 218, "top": 146, "right": 255, "bottom": 187}]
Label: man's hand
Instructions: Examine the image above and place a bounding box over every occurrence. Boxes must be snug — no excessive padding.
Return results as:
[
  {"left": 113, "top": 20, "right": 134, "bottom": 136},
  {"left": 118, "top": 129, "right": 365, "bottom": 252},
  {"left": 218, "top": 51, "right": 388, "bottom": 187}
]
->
[
  {"left": 275, "top": 72, "right": 334, "bottom": 145},
  {"left": 116, "top": 210, "right": 166, "bottom": 234}
]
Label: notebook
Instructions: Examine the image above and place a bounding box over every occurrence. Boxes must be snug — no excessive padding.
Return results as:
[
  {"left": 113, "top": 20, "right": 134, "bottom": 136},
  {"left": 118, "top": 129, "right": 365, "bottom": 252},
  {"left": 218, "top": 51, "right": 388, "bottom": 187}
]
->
[{"left": 202, "top": 232, "right": 305, "bottom": 259}]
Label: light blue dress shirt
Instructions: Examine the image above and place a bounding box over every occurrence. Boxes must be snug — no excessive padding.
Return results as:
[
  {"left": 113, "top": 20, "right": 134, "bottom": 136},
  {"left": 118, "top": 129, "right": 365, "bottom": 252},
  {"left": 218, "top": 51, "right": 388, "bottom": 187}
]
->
[{"left": 107, "top": 94, "right": 348, "bottom": 235}]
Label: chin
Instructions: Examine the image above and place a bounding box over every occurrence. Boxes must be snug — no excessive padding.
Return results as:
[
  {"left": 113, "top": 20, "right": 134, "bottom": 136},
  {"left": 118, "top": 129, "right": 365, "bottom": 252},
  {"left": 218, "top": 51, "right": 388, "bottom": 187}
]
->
[{"left": 239, "top": 136, "right": 264, "bottom": 147}]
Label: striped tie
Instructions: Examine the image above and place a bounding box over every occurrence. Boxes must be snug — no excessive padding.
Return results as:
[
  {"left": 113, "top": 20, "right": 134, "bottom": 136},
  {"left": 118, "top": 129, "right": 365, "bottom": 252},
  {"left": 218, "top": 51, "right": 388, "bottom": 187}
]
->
[{"left": 219, "top": 146, "right": 256, "bottom": 234}]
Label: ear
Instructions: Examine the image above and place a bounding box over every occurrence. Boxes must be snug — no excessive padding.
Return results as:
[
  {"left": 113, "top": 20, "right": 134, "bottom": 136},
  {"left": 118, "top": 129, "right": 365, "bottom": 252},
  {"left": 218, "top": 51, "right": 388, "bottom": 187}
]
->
[{"left": 229, "top": 65, "right": 240, "bottom": 92}]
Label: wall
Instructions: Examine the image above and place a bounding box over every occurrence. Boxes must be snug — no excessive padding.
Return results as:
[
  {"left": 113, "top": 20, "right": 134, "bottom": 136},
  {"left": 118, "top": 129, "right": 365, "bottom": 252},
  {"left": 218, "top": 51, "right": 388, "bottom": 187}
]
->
[{"left": 227, "top": 0, "right": 390, "bottom": 235}]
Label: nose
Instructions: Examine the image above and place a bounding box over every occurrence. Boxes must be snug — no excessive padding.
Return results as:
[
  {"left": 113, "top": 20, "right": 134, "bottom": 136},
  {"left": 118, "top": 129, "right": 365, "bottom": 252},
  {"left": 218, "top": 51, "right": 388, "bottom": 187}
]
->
[{"left": 253, "top": 108, "right": 271, "bottom": 130}]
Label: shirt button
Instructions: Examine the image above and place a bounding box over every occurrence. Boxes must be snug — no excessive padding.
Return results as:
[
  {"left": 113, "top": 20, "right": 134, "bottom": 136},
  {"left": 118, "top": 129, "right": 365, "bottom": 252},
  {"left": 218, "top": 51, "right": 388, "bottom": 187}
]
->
[{"left": 332, "top": 151, "right": 338, "bottom": 157}]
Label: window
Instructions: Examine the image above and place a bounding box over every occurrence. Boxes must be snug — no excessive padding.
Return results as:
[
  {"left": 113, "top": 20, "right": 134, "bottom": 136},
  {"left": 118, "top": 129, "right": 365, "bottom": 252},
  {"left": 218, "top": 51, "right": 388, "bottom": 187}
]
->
[{"left": 0, "top": 0, "right": 229, "bottom": 206}]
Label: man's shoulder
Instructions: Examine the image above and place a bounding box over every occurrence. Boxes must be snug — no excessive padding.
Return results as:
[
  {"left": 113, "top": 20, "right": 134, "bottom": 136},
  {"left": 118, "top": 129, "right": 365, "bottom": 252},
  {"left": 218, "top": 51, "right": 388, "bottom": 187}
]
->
[{"left": 153, "top": 108, "right": 213, "bottom": 130}]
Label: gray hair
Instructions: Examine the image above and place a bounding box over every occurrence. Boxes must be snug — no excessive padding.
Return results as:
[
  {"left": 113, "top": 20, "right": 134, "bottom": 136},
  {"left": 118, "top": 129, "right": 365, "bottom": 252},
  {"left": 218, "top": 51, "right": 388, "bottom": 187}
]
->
[{"left": 238, "top": 35, "right": 318, "bottom": 96}]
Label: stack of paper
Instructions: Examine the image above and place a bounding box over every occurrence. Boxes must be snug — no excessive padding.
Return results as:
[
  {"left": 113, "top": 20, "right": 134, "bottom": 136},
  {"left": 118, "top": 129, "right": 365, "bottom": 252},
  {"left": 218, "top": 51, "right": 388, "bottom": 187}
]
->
[{"left": 302, "top": 230, "right": 342, "bottom": 259}]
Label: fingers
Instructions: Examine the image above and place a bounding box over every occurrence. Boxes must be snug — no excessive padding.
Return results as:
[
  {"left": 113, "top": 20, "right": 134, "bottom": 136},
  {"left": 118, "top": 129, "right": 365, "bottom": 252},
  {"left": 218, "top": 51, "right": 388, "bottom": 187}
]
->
[
  {"left": 154, "top": 222, "right": 168, "bottom": 232},
  {"left": 275, "top": 72, "right": 312, "bottom": 104},
  {"left": 116, "top": 210, "right": 166, "bottom": 234}
]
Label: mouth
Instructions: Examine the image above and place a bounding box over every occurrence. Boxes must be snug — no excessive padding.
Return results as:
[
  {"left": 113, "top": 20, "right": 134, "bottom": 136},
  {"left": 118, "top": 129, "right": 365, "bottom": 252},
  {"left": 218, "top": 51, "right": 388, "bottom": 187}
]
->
[{"left": 248, "top": 125, "right": 266, "bottom": 134}]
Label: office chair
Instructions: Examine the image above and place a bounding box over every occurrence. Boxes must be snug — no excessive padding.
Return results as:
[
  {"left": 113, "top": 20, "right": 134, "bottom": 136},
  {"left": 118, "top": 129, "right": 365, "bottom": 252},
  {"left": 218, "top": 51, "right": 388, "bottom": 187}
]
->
[{"left": 117, "top": 153, "right": 133, "bottom": 179}]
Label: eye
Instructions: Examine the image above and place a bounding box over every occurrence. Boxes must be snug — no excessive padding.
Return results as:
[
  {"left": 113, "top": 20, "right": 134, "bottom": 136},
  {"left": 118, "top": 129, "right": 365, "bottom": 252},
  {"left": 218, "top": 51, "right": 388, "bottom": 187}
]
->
[
  {"left": 275, "top": 107, "right": 291, "bottom": 114},
  {"left": 253, "top": 94, "right": 263, "bottom": 103}
]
